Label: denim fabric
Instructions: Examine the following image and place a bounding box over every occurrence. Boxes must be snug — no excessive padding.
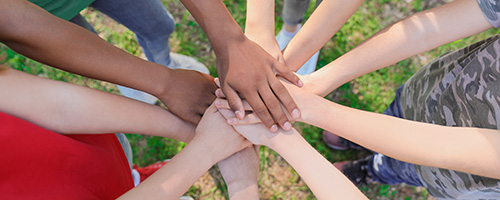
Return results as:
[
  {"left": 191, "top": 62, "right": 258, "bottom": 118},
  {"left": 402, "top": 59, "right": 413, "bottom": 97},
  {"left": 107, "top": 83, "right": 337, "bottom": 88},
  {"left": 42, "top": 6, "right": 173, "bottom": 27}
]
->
[
  {"left": 70, "top": 0, "right": 175, "bottom": 104},
  {"left": 367, "top": 86, "right": 424, "bottom": 187},
  {"left": 89, "top": 0, "right": 175, "bottom": 67},
  {"left": 282, "top": 0, "right": 322, "bottom": 25}
]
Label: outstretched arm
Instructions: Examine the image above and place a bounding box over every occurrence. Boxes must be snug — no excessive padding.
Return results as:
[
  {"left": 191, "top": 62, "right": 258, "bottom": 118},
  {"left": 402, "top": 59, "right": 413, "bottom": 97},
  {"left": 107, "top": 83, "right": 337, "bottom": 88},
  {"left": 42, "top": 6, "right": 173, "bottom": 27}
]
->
[
  {"left": 119, "top": 105, "right": 250, "bottom": 199},
  {"left": 0, "top": 66, "right": 195, "bottom": 142},
  {"left": 216, "top": 79, "right": 500, "bottom": 180},
  {"left": 218, "top": 146, "right": 260, "bottom": 199},
  {"left": 217, "top": 108, "right": 367, "bottom": 199},
  {"left": 244, "top": 0, "right": 284, "bottom": 64},
  {"left": 0, "top": 0, "right": 216, "bottom": 124},
  {"left": 180, "top": 0, "right": 302, "bottom": 131},
  {"left": 303, "top": 0, "right": 493, "bottom": 96},
  {"left": 282, "top": 0, "right": 364, "bottom": 71}
]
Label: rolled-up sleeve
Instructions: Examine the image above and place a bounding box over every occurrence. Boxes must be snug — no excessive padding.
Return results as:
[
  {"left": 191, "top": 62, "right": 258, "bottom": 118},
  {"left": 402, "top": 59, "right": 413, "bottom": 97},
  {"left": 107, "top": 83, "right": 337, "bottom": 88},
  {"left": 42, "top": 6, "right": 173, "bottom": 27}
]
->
[{"left": 478, "top": 0, "right": 500, "bottom": 28}]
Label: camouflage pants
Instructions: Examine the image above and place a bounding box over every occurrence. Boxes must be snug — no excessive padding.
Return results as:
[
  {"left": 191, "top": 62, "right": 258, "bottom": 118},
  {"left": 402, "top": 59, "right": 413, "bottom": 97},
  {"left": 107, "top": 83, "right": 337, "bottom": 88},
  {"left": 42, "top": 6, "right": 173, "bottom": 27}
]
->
[{"left": 367, "top": 86, "right": 423, "bottom": 186}]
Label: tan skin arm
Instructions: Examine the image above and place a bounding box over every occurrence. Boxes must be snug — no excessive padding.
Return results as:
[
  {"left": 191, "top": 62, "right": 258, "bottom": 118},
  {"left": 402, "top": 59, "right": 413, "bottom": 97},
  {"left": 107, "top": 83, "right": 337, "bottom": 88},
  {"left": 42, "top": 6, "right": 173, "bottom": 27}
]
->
[
  {"left": 0, "top": 66, "right": 195, "bottom": 142},
  {"left": 0, "top": 0, "right": 216, "bottom": 124},
  {"left": 180, "top": 0, "right": 303, "bottom": 131}
]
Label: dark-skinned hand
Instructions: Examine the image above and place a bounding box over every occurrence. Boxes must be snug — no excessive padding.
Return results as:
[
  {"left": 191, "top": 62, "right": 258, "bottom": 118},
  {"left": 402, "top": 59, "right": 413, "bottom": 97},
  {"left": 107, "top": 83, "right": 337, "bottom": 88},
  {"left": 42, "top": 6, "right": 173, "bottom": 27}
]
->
[
  {"left": 159, "top": 69, "right": 217, "bottom": 124},
  {"left": 216, "top": 37, "right": 302, "bottom": 132}
]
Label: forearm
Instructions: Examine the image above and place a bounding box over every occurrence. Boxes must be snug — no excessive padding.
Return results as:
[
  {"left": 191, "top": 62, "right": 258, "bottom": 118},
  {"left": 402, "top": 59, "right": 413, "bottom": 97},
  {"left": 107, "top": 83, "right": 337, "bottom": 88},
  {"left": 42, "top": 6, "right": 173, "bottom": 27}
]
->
[
  {"left": 300, "top": 94, "right": 500, "bottom": 179},
  {"left": 228, "top": 184, "right": 259, "bottom": 200},
  {"left": 180, "top": 0, "right": 245, "bottom": 56},
  {"left": 120, "top": 107, "right": 249, "bottom": 199},
  {"left": 268, "top": 129, "right": 366, "bottom": 199},
  {"left": 283, "top": 0, "right": 363, "bottom": 71},
  {"left": 119, "top": 140, "right": 216, "bottom": 199},
  {"left": 308, "top": 0, "right": 492, "bottom": 96},
  {"left": 0, "top": 67, "right": 195, "bottom": 142},
  {"left": 245, "top": 0, "right": 275, "bottom": 42},
  {"left": 0, "top": 0, "right": 173, "bottom": 98},
  {"left": 218, "top": 147, "right": 260, "bottom": 200}
]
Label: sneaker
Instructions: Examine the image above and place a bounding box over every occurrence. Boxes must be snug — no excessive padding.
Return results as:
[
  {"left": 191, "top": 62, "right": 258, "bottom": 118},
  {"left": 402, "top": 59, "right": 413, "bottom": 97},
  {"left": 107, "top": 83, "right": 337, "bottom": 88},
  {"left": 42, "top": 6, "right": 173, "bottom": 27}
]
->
[
  {"left": 168, "top": 52, "right": 209, "bottom": 74},
  {"left": 322, "top": 130, "right": 364, "bottom": 150},
  {"left": 117, "top": 53, "right": 208, "bottom": 104},
  {"left": 116, "top": 85, "right": 158, "bottom": 105},
  {"left": 334, "top": 156, "right": 374, "bottom": 186},
  {"left": 275, "top": 24, "right": 319, "bottom": 75}
]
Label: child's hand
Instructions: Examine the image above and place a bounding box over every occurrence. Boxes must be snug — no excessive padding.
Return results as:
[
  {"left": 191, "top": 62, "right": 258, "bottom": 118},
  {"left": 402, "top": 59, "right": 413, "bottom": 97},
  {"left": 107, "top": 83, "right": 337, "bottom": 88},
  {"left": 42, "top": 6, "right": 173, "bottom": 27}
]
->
[
  {"left": 246, "top": 33, "right": 285, "bottom": 65},
  {"left": 214, "top": 76, "right": 316, "bottom": 126},
  {"left": 192, "top": 104, "right": 251, "bottom": 163},
  {"left": 160, "top": 69, "right": 217, "bottom": 125},
  {"left": 218, "top": 108, "right": 294, "bottom": 147},
  {"left": 216, "top": 38, "right": 302, "bottom": 133}
]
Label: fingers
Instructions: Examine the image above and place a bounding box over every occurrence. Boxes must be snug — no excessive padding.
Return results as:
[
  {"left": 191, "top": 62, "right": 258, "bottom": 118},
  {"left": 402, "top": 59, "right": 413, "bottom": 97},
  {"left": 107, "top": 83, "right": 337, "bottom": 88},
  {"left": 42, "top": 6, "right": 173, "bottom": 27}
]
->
[
  {"left": 227, "top": 113, "right": 262, "bottom": 125},
  {"left": 214, "top": 78, "right": 221, "bottom": 88},
  {"left": 269, "top": 78, "right": 301, "bottom": 120},
  {"left": 214, "top": 98, "right": 252, "bottom": 111},
  {"left": 217, "top": 108, "right": 261, "bottom": 125},
  {"left": 259, "top": 85, "right": 291, "bottom": 131},
  {"left": 221, "top": 85, "right": 245, "bottom": 120},
  {"left": 218, "top": 108, "right": 237, "bottom": 120},
  {"left": 273, "top": 62, "right": 303, "bottom": 87},
  {"left": 215, "top": 89, "right": 225, "bottom": 98},
  {"left": 244, "top": 91, "right": 278, "bottom": 132}
]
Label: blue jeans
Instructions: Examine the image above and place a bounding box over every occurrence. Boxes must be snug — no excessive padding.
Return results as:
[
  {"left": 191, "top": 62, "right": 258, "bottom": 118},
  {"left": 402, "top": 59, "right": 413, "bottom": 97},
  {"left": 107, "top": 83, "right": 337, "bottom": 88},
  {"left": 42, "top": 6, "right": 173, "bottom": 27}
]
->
[
  {"left": 69, "top": 0, "right": 176, "bottom": 171},
  {"left": 367, "top": 86, "right": 424, "bottom": 187},
  {"left": 282, "top": 0, "right": 322, "bottom": 25},
  {"left": 70, "top": 0, "right": 176, "bottom": 104}
]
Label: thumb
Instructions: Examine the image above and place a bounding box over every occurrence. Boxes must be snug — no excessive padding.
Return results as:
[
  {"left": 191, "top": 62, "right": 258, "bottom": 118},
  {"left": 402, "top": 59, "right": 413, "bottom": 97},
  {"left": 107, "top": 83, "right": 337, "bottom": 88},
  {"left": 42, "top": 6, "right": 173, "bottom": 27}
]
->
[{"left": 273, "top": 62, "right": 303, "bottom": 87}]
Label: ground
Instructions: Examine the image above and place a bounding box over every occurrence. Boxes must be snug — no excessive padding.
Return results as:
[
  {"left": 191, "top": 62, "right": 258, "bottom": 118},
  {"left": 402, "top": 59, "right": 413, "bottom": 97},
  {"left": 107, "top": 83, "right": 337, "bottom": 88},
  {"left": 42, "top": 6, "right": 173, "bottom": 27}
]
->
[{"left": 2, "top": 0, "right": 499, "bottom": 199}]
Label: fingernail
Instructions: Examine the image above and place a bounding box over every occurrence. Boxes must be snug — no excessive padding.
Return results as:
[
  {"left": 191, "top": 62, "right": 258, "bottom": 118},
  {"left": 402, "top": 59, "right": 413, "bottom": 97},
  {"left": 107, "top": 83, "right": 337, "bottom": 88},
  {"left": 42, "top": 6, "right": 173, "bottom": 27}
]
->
[
  {"left": 292, "top": 109, "right": 301, "bottom": 119},
  {"left": 214, "top": 99, "right": 221, "bottom": 107},
  {"left": 271, "top": 125, "right": 278, "bottom": 132},
  {"left": 298, "top": 80, "right": 304, "bottom": 87},
  {"left": 235, "top": 110, "right": 243, "bottom": 120},
  {"left": 227, "top": 118, "right": 233, "bottom": 125},
  {"left": 283, "top": 122, "right": 292, "bottom": 130},
  {"left": 215, "top": 90, "right": 220, "bottom": 97}
]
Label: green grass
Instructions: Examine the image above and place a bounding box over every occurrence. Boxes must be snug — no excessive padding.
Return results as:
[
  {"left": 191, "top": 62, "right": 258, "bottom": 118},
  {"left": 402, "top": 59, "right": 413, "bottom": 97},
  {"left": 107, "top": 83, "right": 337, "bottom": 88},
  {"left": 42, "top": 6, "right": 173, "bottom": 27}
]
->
[{"left": 2, "top": 0, "right": 500, "bottom": 199}]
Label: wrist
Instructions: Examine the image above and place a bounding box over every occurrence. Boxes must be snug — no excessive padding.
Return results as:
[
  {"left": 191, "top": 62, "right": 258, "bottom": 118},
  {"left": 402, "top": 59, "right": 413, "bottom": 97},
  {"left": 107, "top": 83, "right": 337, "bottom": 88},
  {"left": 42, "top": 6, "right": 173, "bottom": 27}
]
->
[
  {"left": 227, "top": 181, "right": 259, "bottom": 199},
  {"left": 298, "top": 95, "right": 322, "bottom": 125},
  {"left": 265, "top": 129, "right": 299, "bottom": 152},
  {"left": 145, "top": 63, "right": 176, "bottom": 99},
  {"left": 245, "top": 21, "right": 274, "bottom": 39},
  {"left": 211, "top": 25, "right": 246, "bottom": 56}
]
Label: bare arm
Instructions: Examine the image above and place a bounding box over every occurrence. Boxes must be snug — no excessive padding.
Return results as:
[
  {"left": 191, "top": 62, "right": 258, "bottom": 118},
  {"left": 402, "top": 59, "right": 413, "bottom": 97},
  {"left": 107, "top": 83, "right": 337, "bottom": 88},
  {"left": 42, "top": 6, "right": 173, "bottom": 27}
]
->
[
  {"left": 0, "top": 0, "right": 216, "bottom": 124},
  {"left": 305, "top": 0, "right": 493, "bottom": 96},
  {"left": 217, "top": 108, "right": 367, "bottom": 199},
  {"left": 119, "top": 105, "right": 250, "bottom": 199},
  {"left": 282, "top": 0, "right": 364, "bottom": 71},
  {"left": 0, "top": 66, "right": 195, "bottom": 142},
  {"left": 218, "top": 146, "right": 260, "bottom": 200},
  {"left": 245, "top": 0, "right": 285, "bottom": 63},
  {"left": 180, "top": 0, "right": 302, "bottom": 131},
  {"left": 287, "top": 80, "right": 500, "bottom": 180},
  {"left": 216, "top": 78, "right": 500, "bottom": 180}
]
